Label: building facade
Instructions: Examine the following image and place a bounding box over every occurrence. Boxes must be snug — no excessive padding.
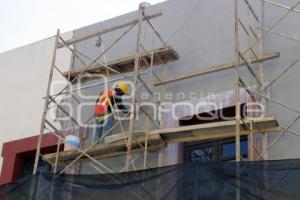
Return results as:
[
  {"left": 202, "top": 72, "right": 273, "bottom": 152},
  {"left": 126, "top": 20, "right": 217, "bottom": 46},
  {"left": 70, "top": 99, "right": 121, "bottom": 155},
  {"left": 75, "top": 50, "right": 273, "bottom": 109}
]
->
[{"left": 1, "top": 0, "right": 300, "bottom": 183}]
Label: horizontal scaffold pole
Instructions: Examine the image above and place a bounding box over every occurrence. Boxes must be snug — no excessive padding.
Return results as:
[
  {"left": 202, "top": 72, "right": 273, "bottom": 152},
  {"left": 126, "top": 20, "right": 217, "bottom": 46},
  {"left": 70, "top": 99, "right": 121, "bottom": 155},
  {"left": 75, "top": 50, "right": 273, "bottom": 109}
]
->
[
  {"left": 154, "top": 52, "right": 279, "bottom": 86},
  {"left": 58, "top": 12, "right": 162, "bottom": 48}
]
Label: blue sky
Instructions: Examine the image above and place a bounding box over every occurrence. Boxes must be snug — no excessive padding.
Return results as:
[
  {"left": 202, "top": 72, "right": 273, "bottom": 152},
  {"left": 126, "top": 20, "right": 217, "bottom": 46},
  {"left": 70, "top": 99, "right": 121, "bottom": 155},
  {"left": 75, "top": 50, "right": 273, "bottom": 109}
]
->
[{"left": 0, "top": 0, "right": 165, "bottom": 53}]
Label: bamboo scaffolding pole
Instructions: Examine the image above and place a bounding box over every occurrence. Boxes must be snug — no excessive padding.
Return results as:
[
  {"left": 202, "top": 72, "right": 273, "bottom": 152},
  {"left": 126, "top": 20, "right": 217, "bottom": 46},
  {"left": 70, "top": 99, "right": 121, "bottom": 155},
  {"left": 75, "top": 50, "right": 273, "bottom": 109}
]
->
[
  {"left": 256, "top": 114, "right": 300, "bottom": 160},
  {"left": 45, "top": 120, "right": 61, "bottom": 133},
  {"left": 53, "top": 137, "right": 61, "bottom": 173},
  {"left": 261, "top": 0, "right": 300, "bottom": 14},
  {"left": 126, "top": 4, "right": 144, "bottom": 171},
  {"left": 49, "top": 96, "right": 79, "bottom": 126},
  {"left": 88, "top": 163, "right": 105, "bottom": 173},
  {"left": 249, "top": 120, "right": 254, "bottom": 160},
  {"left": 234, "top": 0, "right": 241, "bottom": 163},
  {"left": 261, "top": 58, "right": 300, "bottom": 93},
  {"left": 246, "top": 4, "right": 255, "bottom": 161},
  {"left": 59, "top": 37, "right": 89, "bottom": 69},
  {"left": 135, "top": 43, "right": 162, "bottom": 117},
  {"left": 251, "top": 90, "right": 300, "bottom": 114},
  {"left": 153, "top": 51, "right": 279, "bottom": 86},
  {"left": 238, "top": 18, "right": 250, "bottom": 35},
  {"left": 258, "top": 28, "right": 300, "bottom": 43},
  {"left": 258, "top": 0, "right": 268, "bottom": 160},
  {"left": 142, "top": 13, "right": 167, "bottom": 46},
  {"left": 137, "top": 76, "right": 160, "bottom": 105},
  {"left": 234, "top": 2, "right": 241, "bottom": 199},
  {"left": 58, "top": 12, "right": 162, "bottom": 48},
  {"left": 143, "top": 117, "right": 149, "bottom": 169},
  {"left": 238, "top": 51, "right": 262, "bottom": 86},
  {"left": 143, "top": 38, "right": 156, "bottom": 169},
  {"left": 249, "top": 47, "right": 259, "bottom": 61},
  {"left": 249, "top": 25, "right": 258, "bottom": 39},
  {"left": 53, "top": 65, "right": 81, "bottom": 103},
  {"left": 282, "top": 126, "right": 300, "bottom": 138},
  {"left": 238, "top": 78, "right": 256, "bottom": 102},
  {"left": 165, "top": 0, "right": 202, "bottom": 44},
  {"left": 244, "top": 0, "right": 260, "bottom": 22},
  {"left": 157, "top": 61, "right": 167, "bottom": 168},
  {"left": 33, "top": 30, "right": 60, "bottom": 175},
  {"left": 258, "top": 20, "right": 265, "bottom": 85}
]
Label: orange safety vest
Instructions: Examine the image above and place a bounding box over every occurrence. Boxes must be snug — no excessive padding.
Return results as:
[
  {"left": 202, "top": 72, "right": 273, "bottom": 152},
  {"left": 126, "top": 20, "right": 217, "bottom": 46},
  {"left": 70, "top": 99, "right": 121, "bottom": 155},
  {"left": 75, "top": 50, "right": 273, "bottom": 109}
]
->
[{"left": 94, "top": 90, "right": 115, "bottom": 116}]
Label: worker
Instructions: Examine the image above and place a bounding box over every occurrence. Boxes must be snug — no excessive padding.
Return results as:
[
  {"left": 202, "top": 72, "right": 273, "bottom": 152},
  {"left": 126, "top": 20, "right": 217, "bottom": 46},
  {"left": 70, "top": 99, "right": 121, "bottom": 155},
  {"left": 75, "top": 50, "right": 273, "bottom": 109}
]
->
[{"left": 94, "top": 82, "right": 129, "bottom": 142}]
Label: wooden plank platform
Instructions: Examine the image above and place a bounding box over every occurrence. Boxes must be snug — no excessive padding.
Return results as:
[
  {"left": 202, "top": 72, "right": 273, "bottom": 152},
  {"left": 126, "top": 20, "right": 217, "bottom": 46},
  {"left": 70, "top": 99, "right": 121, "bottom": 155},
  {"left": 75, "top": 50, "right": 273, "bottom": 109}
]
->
[
  {"left": 43, "top": 116, "right": 279, "bottom": 164},
  {"left": 44, "top": 133, "right": 165, "bottom": 165},
  {"left": 63, "top": 45, "right": 179, "bottom": 80},
  {"left": 151, "top": 116, "right": 280, "bottom": 143}
]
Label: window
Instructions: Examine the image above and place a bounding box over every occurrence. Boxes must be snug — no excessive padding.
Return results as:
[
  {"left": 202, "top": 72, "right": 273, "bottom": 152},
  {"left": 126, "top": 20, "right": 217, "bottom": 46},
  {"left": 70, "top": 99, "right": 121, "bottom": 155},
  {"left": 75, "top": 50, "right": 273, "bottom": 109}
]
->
[
  {"left": 181, "top": 104, "right": 249, "bottom": 162},
  {"left": 189, "top": 146, "right": 215, "bottom": 161},
  {"left": 184, "top": 137, "right": 248, "bottom": 162},
  {"left": 221, "top": 138, "right": 248, "bottom": 161}
]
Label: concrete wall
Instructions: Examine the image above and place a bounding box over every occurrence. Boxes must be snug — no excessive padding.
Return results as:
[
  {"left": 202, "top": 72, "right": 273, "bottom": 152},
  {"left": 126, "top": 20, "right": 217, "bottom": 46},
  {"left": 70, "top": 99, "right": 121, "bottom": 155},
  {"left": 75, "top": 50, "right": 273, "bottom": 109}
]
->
[{"left": 0, "top": 32, "right": 73, "bottom": 172}]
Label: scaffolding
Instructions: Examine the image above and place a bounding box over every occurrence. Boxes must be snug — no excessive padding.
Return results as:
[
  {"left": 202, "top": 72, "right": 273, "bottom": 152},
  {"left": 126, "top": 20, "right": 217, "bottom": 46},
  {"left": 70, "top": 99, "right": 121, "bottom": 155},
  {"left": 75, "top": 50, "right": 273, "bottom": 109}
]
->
[
  {"left": 33, "top": 0, "right": 300, "bottom": 178},
  {"left": 33, "top": 3, "right": 180, "bottom": 174}
]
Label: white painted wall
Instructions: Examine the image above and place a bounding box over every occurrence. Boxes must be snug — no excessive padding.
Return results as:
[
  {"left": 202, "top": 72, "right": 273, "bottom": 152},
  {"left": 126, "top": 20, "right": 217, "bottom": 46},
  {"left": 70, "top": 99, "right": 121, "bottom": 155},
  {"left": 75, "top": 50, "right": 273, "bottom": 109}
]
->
[{"left": 0, "top": 32, "right": 73, "bottom": 171}]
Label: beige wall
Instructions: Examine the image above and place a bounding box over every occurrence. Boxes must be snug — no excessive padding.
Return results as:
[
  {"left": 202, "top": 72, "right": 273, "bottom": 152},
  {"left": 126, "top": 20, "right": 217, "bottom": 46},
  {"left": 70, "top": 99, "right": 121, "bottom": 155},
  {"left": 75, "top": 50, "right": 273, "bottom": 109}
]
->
[{"left": 0, "top": 32, "right": 73, "bottom": 171}]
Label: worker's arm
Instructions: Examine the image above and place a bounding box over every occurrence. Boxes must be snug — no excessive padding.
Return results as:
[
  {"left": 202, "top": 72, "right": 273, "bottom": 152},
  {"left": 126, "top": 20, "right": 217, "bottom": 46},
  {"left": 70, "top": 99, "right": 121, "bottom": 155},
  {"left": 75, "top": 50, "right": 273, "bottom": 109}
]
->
[{"left": 113, "top": 96, "right": 129, "bottom": 114}]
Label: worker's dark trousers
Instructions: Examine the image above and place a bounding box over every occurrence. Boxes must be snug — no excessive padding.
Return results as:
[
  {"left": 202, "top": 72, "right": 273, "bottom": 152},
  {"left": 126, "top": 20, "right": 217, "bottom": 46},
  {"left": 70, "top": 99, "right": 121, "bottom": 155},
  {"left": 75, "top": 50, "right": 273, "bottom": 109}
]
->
[{"left": 94, "top": 115, "right": 113, "bottom": 142}]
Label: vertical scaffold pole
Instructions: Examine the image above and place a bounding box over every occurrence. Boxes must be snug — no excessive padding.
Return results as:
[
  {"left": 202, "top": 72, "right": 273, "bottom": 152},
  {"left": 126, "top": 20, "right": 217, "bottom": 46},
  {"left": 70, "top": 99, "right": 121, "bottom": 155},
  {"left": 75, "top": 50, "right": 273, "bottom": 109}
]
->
[
  {"left": 33, "top": 29, "right": 60, "bottom": 174},
  {"left": 234, "top": 0, "right": 241, "bottom": 163},
  {"left": 234, "top": 1, "right": 241, "bottom": 200},
  {"left": 126, "top": 3, "right": 144, "bottom": 171},
  {"left": 259, "top": 0, "right": 268, "bottom": 160}
]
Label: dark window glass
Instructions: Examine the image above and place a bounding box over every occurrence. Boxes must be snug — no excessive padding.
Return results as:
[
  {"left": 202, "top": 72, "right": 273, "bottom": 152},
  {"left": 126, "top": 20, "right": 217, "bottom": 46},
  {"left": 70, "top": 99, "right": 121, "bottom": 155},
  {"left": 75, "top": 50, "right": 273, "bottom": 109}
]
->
[
  {"left": 188, "top": 146, "right": 215, "bottom": 161},
  {"left": 222, "top": 139, "right": 248, "bottom": 160}
]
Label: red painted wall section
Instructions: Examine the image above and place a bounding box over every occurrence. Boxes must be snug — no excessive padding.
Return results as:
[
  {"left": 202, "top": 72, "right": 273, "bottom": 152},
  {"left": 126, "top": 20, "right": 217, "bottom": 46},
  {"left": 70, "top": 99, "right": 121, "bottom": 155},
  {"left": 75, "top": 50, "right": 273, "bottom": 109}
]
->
[{"left": 0, "top": 133, "right": 59, "bottom": 185}]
